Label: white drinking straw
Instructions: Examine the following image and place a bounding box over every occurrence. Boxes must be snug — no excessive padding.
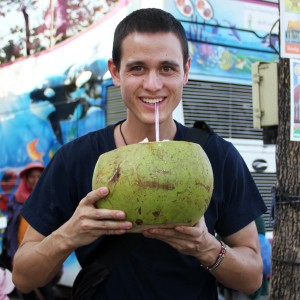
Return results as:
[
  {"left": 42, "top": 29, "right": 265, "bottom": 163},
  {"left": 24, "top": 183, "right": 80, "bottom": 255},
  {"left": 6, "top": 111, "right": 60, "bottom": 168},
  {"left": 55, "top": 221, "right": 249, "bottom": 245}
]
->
[{"left": 155, "top": 102, "right": 160, "bottom": 142}]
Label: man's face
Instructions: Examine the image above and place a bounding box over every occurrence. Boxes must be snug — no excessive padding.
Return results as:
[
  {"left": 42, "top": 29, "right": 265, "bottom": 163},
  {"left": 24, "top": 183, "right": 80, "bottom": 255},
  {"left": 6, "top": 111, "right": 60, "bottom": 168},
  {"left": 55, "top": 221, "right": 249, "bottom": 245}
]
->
[{"left": 109, "top": 32, "right": 190, "bottom": 125}]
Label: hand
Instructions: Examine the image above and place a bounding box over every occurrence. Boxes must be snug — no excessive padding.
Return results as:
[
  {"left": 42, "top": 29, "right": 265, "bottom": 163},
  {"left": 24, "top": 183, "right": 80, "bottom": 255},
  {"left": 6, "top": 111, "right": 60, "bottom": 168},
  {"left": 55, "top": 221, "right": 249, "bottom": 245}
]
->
[
  {"left": 143, "top": 217, "right": 212, "bottom": 258},
  {"left": 58, "top": 187, "right": 133, "bottom": 250}
]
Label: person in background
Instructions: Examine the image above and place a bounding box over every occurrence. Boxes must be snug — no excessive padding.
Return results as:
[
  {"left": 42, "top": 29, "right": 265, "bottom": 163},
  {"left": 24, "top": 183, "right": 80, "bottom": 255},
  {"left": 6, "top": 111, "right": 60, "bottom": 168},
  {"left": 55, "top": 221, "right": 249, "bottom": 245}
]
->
[
  {"left": 0, "top": 171, "right": 18, "bottom": 213},
  {"left": 6, "top": 162, "right": 61, "bottom": 300},
  {"left": 6, "top": 162, "right": 44, "bottom": 264},
  {"left": 12, "top": 8, "right": 266, "bottom": 300},
  {"left": 0, "top": 267, "right": 15, "bottom": 300}
]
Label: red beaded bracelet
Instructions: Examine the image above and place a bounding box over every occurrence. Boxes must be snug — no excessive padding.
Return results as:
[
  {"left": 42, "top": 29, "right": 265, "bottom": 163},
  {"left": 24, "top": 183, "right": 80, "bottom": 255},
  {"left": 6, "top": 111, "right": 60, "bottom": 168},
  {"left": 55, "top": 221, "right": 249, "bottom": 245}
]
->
[{"left": 201, "top": 240, "right": 227, "bottom": 271}]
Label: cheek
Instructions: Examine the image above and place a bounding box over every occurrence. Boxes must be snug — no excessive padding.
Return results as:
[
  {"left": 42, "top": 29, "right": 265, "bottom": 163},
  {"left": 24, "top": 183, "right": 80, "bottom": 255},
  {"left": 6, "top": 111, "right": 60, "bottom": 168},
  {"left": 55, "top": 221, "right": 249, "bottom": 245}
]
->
[
  {"left": 168, "top": 80, "right": 184, "bottom": 98},
  {"left": 120, "top": 78, "right": 138, "bottom": 100},
  {"left": 27, "top": 181, "right": 34, "bottom": 189},
  {"left": 27, "top": 178, "right": 38, "bottom": 188}
]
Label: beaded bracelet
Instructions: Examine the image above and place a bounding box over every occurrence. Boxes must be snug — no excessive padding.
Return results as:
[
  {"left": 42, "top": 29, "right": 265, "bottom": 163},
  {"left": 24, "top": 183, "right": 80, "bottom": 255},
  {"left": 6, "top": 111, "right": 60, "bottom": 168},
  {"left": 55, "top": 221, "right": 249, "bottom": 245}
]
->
[{"left": 201, "top": 240, "right": 227, "bottom": 271}]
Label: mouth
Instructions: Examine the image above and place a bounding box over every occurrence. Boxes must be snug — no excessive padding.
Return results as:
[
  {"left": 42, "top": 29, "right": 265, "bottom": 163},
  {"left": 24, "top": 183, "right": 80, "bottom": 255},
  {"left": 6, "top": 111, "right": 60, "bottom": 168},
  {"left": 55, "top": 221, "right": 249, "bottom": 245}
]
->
[{"left": 141, "top": 97, "right": 164, "bottom": 104}]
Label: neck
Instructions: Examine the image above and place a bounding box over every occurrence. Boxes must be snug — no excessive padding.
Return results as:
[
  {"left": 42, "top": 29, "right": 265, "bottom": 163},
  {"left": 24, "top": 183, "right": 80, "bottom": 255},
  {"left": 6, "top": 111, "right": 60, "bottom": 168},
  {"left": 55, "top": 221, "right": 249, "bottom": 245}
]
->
[
  {"left": 119, "top": 121, "right": 128, "bottom": 145},
  {"left": 118, "top": 119, "right": 177, "bottom": 145}
]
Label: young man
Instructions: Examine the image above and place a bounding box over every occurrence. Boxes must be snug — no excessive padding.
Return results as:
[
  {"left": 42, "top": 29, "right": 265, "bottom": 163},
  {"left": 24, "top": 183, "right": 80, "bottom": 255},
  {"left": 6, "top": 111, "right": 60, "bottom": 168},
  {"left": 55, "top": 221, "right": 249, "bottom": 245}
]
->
[{"left": 12, "top": 8, "right": 266, "bottom": 299}]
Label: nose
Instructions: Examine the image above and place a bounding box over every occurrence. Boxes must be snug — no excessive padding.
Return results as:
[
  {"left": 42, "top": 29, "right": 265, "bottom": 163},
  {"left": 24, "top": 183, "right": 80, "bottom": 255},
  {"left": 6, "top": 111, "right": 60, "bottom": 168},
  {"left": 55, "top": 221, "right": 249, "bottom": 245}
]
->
[{"left": 142, "top": 71, "right": 163, "bottom": 91}]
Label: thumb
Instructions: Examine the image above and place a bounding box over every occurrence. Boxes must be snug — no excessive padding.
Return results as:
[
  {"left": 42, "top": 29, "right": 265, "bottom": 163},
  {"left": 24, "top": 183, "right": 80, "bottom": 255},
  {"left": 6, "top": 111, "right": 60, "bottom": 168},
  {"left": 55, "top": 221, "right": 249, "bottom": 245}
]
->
[{"left": 85, "top": 187, "right": 109, "bottom": 206}]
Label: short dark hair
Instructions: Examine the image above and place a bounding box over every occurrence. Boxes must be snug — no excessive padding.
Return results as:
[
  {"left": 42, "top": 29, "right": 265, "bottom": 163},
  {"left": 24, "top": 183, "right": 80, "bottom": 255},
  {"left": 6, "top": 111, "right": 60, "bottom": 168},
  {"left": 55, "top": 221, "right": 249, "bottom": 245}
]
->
[{"left": 112, "top": 8, "right": 188, "bottom": 70}]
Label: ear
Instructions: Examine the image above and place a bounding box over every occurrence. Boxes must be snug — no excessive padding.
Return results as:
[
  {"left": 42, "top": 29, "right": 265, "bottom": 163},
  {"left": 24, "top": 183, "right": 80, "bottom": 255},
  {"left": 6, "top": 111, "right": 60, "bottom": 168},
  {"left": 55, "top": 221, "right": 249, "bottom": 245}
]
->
[
  {"left": 183, "top": 56, "right": 191, "bottom": 85},
  {"left": 108, "top": 59, "right": 121, "bottom": 87}
]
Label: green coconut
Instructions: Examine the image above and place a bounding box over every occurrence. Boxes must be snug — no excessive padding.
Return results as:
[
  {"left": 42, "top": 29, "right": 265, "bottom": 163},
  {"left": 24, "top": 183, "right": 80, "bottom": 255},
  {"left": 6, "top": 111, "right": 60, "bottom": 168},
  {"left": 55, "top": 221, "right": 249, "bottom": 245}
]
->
[{"left": 92, "top": 141, "right": 213, "bottom": 232}]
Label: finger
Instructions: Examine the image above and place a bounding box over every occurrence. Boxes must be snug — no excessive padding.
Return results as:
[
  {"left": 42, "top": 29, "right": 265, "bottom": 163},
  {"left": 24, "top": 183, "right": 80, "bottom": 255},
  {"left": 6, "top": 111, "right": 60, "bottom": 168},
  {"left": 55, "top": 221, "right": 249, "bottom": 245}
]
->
[
  {"left": 81, "top": 187, "right": 109, "bottom": 206},
  {"left": 80, "top": 218, "right": 132, "bottom": 233},
  {"left": 143, "top": 226, "right": 201, "bottom": 242},
  {"left": 175, "top": 225, "right": 202, "bottom": 237},
  {"left": 143, "top": 228, "right": 180, "bottom": 240},
  {"left": 93, "top": 208, "right": 127, "bottom": 221},
  {"left": 144, "top": 226, "right": 193, "bottom": 237},
  {"left": 76, "top": 201, "right": 127, "bottom": 222}
]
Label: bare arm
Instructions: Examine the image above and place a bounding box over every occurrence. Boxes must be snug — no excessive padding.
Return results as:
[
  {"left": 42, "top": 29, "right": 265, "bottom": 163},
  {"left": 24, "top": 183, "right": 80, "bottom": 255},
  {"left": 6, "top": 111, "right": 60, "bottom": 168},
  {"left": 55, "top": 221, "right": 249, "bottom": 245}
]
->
[
  {"left": 143, "top": 218, "right": 262, "bottom": 295},
  {"left": 12, "top": 187, "right": 133, "bottom": 293}
]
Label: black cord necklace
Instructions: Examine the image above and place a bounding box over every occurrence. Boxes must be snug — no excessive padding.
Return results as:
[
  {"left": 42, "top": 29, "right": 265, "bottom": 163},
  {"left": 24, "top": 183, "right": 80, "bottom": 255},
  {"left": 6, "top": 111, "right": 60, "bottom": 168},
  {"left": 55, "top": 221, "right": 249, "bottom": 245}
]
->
[{"left": 119, "top": 122, "right": 128, "bottom": 145}]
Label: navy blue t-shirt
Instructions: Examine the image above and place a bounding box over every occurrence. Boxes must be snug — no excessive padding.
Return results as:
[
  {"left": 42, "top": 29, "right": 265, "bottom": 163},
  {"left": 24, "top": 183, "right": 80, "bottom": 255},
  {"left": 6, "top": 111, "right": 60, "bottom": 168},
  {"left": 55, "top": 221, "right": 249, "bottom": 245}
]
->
[{"left": 21, "top": 121, "right": 266, "bottom": 300}]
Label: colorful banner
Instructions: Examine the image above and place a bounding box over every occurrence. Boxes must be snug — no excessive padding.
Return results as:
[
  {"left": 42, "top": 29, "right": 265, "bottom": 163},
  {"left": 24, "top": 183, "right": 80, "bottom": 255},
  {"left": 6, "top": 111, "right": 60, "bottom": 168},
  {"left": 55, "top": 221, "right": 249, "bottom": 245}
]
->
[
  {"left": 0, "top": 0, "right": 130, "bottom": 287},
  {"left": 289, "top": 59, "right": 300, "bottom": 141},
  {"left": 0, "top": 0, "right": 280, "bottom": 205},
  {"left": 0, "top": 1, "right": 129, "bottom": 204},
  {"left": 280, "top": 0, "right": 300, "bottom": 59},
  {"left": 166, "top": 0, "right": 279, "bottom": 83}
]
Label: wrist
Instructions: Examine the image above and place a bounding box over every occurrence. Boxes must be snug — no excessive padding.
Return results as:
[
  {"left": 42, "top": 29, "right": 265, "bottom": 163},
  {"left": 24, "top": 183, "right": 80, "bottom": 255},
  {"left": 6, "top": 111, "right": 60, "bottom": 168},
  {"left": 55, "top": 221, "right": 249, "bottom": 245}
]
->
[
  {"left": 200, "top": 240, "right": 227, "bottom": 271},
  {"left": 51, "top": 229, "right": 76, "bottom": 253}
]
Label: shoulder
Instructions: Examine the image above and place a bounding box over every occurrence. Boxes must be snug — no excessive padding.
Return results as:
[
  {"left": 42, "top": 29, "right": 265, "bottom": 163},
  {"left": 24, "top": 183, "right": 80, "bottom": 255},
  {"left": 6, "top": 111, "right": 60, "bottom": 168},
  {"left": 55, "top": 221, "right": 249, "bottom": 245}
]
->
[
  {"left": 62, "top": 125, "right": 114, "bottom": 150},
  {"left": 53, "top": 125, "right": 115, "bottom": 162},
  {"left": 42, "top": 124, "right": 117, "bottom": 188},
  {"left": 177, "top": 121, "right": 249, "bottom": 182},
  {"left": 176, "top": 121, "right": 236, "bottom": 157}
]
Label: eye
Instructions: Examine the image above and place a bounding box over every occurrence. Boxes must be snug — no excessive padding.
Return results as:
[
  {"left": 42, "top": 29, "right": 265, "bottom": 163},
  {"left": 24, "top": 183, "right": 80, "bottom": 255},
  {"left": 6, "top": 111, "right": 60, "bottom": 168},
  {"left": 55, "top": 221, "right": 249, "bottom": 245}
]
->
[
  {"left": 130, "top": 65, "right": 144, "bottom": 72},
  {"left": 161, "top": 65, "right": 176, "bottom": 74}
]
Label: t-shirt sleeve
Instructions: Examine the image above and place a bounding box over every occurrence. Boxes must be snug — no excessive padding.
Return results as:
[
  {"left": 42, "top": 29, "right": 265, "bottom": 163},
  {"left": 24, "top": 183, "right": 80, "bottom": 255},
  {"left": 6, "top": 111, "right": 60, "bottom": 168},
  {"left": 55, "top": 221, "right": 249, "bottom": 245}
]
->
[
  {"left": 207, "top": 138, "right": 267, "bottom": 237},
  {"left": 20, "top": 149, "right": 77, "bottom": 236}
]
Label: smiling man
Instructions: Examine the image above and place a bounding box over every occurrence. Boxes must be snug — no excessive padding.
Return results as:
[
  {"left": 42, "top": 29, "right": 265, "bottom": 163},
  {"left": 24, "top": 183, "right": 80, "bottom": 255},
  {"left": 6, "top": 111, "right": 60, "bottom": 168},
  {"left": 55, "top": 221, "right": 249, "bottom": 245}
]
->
[{"left": 12, "top": 8, "right": 266, "bottom": 300}]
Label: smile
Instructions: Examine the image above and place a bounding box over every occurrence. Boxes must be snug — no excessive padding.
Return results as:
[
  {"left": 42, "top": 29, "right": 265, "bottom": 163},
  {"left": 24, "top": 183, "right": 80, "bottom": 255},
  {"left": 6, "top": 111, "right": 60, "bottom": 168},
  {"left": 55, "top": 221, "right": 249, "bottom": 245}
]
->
[{"left": 142, "top": 98, "right": 164, "bottom": 104}]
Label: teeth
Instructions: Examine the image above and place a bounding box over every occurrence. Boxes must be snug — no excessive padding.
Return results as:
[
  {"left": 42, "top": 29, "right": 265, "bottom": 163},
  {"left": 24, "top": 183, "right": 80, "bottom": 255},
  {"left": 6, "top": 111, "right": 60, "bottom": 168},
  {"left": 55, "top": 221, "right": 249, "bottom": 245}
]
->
[{"left": 142, "top": 98, "right": 163, "bottom": 104}]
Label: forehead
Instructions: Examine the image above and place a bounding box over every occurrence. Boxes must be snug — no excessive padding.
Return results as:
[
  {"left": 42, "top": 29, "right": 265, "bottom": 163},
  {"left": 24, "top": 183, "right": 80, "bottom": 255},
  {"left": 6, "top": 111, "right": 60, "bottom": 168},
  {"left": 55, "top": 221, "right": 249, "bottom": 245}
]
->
[
  {"left": 120, "top": 32, "right": 184, "bottom": 63},
  {"left": 27, "top": 168, "right": 42, "bottom": 176}
]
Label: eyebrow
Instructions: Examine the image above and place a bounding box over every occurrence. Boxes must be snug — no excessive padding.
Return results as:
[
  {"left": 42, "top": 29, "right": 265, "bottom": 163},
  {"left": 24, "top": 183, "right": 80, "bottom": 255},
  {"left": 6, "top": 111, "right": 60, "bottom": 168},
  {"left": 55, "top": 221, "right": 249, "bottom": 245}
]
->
[
  {"left": 125, "top": 61, "right": 145, "bottom": 69},
  {"left": 125, "top": 60, "right": 181, "bottom": 69}
]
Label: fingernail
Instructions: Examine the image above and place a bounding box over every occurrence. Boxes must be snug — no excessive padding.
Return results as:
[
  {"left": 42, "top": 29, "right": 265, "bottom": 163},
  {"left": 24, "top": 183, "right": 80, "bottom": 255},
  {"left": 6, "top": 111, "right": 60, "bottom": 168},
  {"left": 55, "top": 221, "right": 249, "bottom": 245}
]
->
[
  {"left": 100, "top": 187, "right": 109, "bottom": 195},
  {"left": 116, "top": 211, "right": 125, "bottom": 219},
  {"left": 123, "top": 222, "right": 132, "bottom": 229},
  {"left": 176, "top": 226, "right": 184, "bottom": 231}
]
